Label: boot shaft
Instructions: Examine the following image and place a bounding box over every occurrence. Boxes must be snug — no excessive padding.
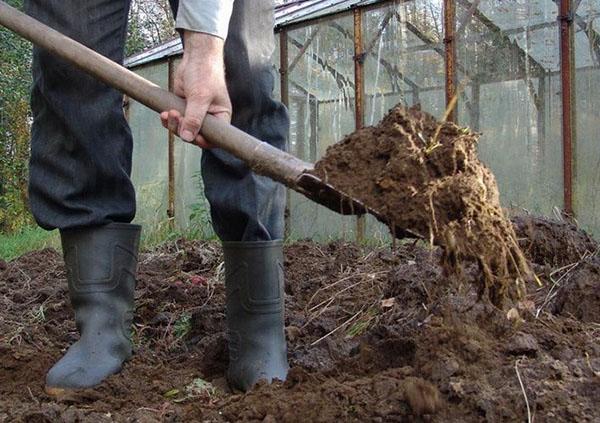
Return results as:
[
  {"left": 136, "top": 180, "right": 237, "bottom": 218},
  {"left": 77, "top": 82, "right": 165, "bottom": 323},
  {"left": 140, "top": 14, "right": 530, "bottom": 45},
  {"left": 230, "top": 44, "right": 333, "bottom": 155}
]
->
[
  {"left": 222, "top": 240, "right": 284, "bottom": 315},
  {"left": 222, "top": 240, "right": 288, "bottom": 390},
  {"left": 61, "top": 223, "right": 141, "bottom": 292},
  {"left": 60, "top": 223, "right": 141, "bottom": 346}
]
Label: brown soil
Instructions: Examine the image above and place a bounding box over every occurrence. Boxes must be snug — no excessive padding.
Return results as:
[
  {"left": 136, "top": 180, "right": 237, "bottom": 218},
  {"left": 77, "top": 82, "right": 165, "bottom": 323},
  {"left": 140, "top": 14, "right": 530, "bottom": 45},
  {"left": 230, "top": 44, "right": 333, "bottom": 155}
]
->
[
  {"left": 512, "top": 214, "right": 598, "bottom": 268},
  {"left": 313, "top": 105, "right": 535, "bottom": 306},
  {"left": 512, "top": 214, "right": 600, "bottom": 323},
  {"left": 0, "top": 218, "right": 598, "bottom": 422}
]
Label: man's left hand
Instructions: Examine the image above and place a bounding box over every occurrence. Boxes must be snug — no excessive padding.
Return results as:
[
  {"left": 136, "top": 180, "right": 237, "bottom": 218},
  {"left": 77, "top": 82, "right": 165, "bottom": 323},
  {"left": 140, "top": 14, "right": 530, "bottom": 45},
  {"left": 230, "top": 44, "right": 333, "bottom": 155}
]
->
[{"left": 160, "top": 31, "right": 232, "bottom": 148}]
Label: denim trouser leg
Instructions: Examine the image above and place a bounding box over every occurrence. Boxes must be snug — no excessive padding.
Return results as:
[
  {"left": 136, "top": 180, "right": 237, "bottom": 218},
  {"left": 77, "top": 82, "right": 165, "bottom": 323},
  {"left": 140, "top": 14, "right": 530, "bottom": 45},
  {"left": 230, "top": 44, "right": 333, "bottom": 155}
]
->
[
  {"left": 214, "top": 0, "right": 289, "bottom": 242},
  {"left": 27, "top": 0, "right": 288, "bottom": 242},
  {"left": 26, "top": 0, "right": 136, "bottom": 230},
  {"left": 170, "top": 0, "right": 289, "bottom": 242}
]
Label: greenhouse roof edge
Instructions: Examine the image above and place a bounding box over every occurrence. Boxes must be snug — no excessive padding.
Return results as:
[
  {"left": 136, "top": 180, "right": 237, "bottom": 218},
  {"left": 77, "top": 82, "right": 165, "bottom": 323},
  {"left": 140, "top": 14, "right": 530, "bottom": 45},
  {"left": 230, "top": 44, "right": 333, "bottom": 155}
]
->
[{"left": 125, "top": 0, "right": 384, "bottom": 68}]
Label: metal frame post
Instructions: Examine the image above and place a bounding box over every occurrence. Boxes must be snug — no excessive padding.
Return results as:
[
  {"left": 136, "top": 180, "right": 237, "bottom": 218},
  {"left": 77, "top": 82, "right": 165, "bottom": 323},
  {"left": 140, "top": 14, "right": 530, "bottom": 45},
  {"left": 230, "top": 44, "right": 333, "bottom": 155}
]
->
[
  {"left": 354, "top": 7, "right": 366, "bottom": 243},
  {"left": 444, "top": 0, "right": 457, "bottom": 123},
  {"left": 167, "top": 58, "right": 176, "bottom": 226},
  {"left": 559, "top": 0, "right": 575, "bottom": 216},
  {"left": 280, "top": 31, "right": 290, "bottom": 108},
  {"left": 279, "top": 30, "right": 291, "bottom": 238}
]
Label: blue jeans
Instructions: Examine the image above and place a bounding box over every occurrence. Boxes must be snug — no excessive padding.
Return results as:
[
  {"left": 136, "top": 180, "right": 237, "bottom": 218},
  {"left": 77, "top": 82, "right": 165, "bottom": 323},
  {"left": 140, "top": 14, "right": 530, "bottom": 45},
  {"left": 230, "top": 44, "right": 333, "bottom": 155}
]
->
[{"left": 25, "top": 0, "right": 288, "bottom": 242}]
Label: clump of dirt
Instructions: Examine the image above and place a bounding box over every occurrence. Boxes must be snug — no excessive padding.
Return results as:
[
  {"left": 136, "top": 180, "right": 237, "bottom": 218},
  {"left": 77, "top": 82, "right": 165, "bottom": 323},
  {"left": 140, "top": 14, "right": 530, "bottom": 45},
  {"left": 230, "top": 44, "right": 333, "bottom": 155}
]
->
[
  {"left": 0, "top": 220, "right": 598, "bottom": 422},
  {"left": 313, "top": 105, "right": 535, "bottom": 306},
  {"left": 512, "top": 216, "right": 600, "bottom": 323},
  {"left": 512, "top": 214, "right": 598, "bottom": 268},
  {"left": 553, "top": 255, "right": 600, "bottom": 322}
]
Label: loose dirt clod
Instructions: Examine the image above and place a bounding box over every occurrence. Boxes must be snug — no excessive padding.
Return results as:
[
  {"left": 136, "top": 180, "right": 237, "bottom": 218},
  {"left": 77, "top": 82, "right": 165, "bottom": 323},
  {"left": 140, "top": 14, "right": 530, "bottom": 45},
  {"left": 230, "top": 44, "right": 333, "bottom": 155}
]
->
[
  {"left": 403, "top": 377, "right": 442, "bottom": 415},
  {"left": 313, "top": 105, "right": 535, "bottom": 306}
]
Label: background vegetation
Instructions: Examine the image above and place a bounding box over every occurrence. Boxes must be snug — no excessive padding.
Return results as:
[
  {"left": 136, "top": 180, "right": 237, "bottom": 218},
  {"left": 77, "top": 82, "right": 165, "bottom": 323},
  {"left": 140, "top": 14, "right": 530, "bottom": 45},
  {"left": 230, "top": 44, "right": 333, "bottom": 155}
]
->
[
  {"left": 0, "top": 0, "right": 177, "bottom": 258},
  {"left": 0, "top": 0, "right": 31, "bottom": 233}
]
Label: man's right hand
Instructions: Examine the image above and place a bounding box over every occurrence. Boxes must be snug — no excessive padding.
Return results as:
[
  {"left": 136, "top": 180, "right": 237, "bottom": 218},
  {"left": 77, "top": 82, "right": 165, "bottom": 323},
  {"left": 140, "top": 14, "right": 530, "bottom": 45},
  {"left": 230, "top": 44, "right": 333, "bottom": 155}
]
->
[{"left": 160, "top": 31, "right": 232, "bottom": 148}]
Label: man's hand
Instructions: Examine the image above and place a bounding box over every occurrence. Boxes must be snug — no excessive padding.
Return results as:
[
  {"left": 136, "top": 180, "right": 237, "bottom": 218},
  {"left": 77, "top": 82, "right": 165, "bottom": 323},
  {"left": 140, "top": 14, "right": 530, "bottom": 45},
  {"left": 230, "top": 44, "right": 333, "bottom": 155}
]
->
[{"left": 160, "top": 31, "right": 232, "bottom": 148}]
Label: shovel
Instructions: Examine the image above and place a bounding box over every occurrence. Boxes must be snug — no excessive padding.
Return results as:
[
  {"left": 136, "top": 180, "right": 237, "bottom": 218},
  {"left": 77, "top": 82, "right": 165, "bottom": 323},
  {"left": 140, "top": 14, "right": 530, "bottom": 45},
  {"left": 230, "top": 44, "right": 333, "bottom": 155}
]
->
[{"left": 0, "top": 1, "right": 417, "bottom": 239}]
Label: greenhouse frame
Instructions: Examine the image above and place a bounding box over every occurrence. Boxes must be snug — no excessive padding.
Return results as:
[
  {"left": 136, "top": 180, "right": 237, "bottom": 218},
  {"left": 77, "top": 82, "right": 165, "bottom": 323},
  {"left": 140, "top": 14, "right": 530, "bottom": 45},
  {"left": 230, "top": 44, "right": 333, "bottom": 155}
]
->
[{"left": 125, "top": 0, "right": 600, "bottom": 241}]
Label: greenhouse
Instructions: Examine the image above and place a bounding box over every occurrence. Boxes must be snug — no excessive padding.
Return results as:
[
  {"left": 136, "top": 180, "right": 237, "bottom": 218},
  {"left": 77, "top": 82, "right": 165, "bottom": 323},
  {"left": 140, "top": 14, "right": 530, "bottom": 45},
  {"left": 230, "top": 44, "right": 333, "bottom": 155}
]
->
[{"left": 124, "top": 0, "right": 600, "bottom": 241}]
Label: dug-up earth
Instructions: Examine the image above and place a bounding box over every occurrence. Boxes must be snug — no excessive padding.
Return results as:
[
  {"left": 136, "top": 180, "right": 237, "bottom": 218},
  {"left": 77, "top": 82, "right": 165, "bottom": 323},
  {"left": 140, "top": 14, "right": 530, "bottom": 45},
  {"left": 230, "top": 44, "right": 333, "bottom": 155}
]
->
[{"left": 0, "top": 215, "right": 598, "bottom": 422}]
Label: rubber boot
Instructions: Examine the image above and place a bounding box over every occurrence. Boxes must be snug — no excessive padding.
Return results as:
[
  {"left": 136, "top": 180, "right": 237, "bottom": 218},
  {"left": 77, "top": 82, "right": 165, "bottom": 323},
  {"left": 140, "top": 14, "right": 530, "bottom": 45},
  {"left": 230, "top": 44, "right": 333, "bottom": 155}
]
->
[
  {"left": 45, "top": 223, "right": 141, "bottom": 395},
  {"left": 223, "top": 240, "right": 289, "bottom": 392}
]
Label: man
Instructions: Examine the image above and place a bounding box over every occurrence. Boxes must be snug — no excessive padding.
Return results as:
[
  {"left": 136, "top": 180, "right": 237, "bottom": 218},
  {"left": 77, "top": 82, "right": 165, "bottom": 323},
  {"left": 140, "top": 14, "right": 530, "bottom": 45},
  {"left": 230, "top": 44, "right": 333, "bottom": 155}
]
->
[{"left": 25, "top": 0, "right": 289, "bottom": 394}]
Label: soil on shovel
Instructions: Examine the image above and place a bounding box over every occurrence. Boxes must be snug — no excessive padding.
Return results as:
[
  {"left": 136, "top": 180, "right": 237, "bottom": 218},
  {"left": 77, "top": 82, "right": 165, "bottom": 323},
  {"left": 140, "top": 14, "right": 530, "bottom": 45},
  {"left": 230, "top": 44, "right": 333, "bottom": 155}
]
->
[
  {"left": 313, "top": 105, "right": 534, "bottom": 306},
  {"left": 0, "top": 216, "right": 598, "bottom": 422}
]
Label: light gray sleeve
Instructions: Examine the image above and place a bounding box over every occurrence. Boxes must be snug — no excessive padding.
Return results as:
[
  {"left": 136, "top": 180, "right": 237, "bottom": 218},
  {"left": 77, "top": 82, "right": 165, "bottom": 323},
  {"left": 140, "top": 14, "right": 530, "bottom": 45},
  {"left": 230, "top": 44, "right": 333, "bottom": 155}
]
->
[{"left": 175, "top": 0, "right": 235, "bottom": 39}]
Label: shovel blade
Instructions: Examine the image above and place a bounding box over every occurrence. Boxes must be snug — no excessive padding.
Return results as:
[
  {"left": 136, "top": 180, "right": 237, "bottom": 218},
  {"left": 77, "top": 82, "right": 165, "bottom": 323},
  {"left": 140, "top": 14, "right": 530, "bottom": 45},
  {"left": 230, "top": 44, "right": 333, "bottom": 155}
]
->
[{"left": 294, "top": 173, "right": 420, "bottom": 240}]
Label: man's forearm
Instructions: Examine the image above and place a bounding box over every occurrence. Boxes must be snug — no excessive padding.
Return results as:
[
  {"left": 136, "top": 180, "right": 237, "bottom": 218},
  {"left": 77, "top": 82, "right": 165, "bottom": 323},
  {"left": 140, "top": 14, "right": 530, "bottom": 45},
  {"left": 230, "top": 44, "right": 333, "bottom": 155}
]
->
[
  {"left": 183, "top": 31, "right": 225, "bottom": 59},
  {"left": 175, "top": 0, "right": 235, "bottom": 39},
  {"left": 160, "top": 0, "right": 234, "bottom": 148}
]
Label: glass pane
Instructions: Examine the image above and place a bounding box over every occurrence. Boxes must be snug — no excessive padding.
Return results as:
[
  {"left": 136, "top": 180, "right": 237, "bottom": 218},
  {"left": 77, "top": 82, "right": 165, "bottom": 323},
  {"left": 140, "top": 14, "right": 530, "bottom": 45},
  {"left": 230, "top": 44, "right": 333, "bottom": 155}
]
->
[
  {"left": 477, "top": 0, "right": 558, "bottom": 30},
  {"left": 364, "top": 1, "right": 445, "bottom": 125},
  {"left": 457, "top": 0, "right": 563, "bottom": 216},
  {"left": 285, "top": 15, "right": 357, "bottom": 241},
  {"left": 273, "top": 33, "right": 281, "bottom": 102},
  {"left": 130, "top": 63, "right": 170, "bottom": 231},
  {"left": 574, "top": 0, "right": 600, "bottom": 236}
]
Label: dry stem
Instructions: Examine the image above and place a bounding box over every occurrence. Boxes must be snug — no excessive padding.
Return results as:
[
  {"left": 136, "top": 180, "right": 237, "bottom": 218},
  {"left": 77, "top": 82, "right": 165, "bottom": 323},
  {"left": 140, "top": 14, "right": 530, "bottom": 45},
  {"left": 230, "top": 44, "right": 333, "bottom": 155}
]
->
[{"left": 515, "top": 358, "right": 533, "bottom": 423}]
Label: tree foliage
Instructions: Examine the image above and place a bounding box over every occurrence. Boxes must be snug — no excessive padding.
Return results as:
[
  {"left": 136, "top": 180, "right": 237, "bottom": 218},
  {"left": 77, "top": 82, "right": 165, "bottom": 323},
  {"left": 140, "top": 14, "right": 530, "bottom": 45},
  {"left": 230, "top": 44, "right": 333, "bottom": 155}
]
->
[
  {"left": 0, "top": 0, "right": 175, "bottom": 233},
  {"left": 0, "top": 0, "right": 33, "bottom": 232},
  {"left": 126, "top": 0, "right": 176, "bottom": 56}
]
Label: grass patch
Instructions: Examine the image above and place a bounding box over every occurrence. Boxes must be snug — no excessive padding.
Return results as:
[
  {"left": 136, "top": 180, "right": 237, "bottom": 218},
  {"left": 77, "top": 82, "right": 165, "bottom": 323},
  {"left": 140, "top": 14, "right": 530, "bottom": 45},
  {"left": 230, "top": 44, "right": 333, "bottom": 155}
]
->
[
  {"left": 0, "top": 226, "right": 60, "bottom": 261},
  {"left": 1, "top": 201, "right": 216, "bottom": 262},
  {"left": 0, "top": 221, "right": 212, "bottom": 262},
  {"left": 139, "top": 218, "right": 217, "bottom": 252}
]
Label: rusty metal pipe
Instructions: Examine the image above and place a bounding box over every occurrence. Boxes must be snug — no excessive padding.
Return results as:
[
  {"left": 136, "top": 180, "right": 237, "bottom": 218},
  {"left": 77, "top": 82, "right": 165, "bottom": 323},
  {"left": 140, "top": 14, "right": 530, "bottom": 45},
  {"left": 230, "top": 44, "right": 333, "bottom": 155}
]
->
[
  {"left": 559, "top": 0, "right": 575, "bottom": 216},
  {"left": 279, "top": 30, "right": 291, "bottom": 239},
  {"left": 354, "top": 7, "right": 366, "bottom": 242},
  {"left": 444, "top": 0, "right": 457, "bottom": 123},
  {"left": 167, "top": 58, "right": 176, "bottom": 224}
]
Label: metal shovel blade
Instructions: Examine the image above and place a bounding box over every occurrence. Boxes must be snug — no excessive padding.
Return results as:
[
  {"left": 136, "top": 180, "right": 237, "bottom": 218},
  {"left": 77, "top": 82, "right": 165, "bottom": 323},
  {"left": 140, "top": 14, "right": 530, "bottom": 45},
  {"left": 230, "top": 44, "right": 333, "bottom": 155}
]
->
[{"left": 294, "top": 172, "right": 420, "bottom": 239}]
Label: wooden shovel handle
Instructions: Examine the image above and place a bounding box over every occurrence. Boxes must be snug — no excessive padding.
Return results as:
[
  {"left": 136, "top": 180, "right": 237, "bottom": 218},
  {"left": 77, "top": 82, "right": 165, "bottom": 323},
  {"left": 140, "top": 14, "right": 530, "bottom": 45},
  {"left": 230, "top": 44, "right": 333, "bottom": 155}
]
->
[{"left": 0, "top": 1, "right": 311, "bottom": 186}]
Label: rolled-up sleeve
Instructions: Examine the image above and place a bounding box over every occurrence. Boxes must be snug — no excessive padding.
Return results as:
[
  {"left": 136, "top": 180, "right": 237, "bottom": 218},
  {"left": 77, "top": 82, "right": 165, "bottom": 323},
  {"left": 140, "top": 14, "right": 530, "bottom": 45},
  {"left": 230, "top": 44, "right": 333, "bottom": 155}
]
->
[{"left": 175, "top": 0, "right": 235, "bottom": 39}]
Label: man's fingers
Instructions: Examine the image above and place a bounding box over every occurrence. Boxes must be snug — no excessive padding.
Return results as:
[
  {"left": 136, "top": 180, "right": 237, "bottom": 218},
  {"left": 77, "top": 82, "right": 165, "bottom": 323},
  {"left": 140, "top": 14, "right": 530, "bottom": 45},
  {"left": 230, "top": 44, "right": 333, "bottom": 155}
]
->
[
  {"left": 212, "top": 109, "right": 231, "bottom": 123},
  {"left": 180, "top": 95, "right": 210, "bottom": 143},
  {"left": 160, "top": 111, "right": 169, "bottom": 129},
  {"left": 161, "top": 104, "right": 229, "bottom": 149},
  {"left": 191, "top": 107, "right": 231, "bottom": 148},
  {"left": 167, "top": 110, "right": 180, "bottom": 133},
  {"left": 192, "top": 104, "right": 232, "bottom": 148},
  {"left": 192, "top": 135, "right": 213, "bottom": 149},
  {"left": 161, "top": 110, "right": 182, "bottom": 134}
]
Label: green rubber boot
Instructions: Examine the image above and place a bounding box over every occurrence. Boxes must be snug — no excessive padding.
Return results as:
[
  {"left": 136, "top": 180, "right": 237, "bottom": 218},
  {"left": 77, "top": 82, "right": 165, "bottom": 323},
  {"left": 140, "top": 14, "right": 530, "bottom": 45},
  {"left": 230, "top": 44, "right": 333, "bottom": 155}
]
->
[
  {"left": 45, "top": 223, "right": 141, "bottom": 395},
  {"left": 223, "top": 240, "right": 289, "bottom": 392}
]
